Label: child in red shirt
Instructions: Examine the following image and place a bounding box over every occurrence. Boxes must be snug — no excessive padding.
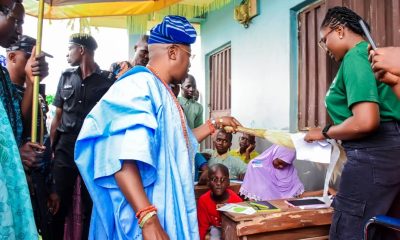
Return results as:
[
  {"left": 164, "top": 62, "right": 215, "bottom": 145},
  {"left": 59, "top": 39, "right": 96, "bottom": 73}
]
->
[{"left": 197, "top": 164, "right": 243, "bottom": 240}]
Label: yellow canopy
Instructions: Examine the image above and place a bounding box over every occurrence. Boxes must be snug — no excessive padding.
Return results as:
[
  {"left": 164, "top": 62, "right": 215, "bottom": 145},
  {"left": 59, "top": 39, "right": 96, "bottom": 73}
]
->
[
  {"left": 23, "top": 0, "right": 232, "bottom": 33},
  {"left": 23, "top": 0, "right": 182, "bottom": 19}
]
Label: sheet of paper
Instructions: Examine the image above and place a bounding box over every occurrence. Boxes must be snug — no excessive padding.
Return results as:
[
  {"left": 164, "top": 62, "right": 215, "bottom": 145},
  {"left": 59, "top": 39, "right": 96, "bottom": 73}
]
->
[
  {"left": 323, "top": 139, "right": 341, "bottom": 204},
  {"left": 217, "top": 203, "right": 256, "bottom": 215},
  {"left": 290, "top": 132, "right": 331, "bottom": 164},
  {"left": 290, "top": 132, "right": 343, "bottom": 204},
  {"left": 230, "top": 180, "right": 243, "bottom": 184}
]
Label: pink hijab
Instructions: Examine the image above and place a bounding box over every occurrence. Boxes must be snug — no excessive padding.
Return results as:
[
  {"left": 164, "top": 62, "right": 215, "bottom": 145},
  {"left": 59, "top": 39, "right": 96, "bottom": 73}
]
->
[{"left": 240, "top": 144, "right": 304, "bottom": 200}]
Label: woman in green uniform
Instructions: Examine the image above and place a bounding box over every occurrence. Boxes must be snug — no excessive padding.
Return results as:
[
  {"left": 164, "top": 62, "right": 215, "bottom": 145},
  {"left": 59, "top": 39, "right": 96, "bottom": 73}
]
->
[{"left": 304, "top": 7, "right": 400, "bottom": 240}]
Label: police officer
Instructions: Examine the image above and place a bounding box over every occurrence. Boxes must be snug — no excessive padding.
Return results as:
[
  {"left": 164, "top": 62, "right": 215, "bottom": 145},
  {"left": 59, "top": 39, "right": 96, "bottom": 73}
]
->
[
  {"left": 49, "top": 33, "right": 115, "bottom": 239},
  {"left": 6, "top": 35, "right": 53, "bottom": 240}
]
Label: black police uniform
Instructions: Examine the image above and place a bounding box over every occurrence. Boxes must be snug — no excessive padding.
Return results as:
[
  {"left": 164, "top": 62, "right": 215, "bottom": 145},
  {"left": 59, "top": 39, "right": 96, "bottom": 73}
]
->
[{"left": 51, "top": 66, "right": 115, "bottom": 239}]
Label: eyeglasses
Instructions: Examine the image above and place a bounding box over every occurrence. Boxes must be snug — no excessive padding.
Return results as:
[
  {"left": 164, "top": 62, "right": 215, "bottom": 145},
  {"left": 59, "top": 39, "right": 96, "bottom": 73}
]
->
[
  {"left": 318, "top": 28, "right": 335, "bottom": 52},
  {"left": 174, "top": 44, "right": 196, "bottom": 60},
  {"left": 210, "top": 177, "right": 227, "bottom": 184}
]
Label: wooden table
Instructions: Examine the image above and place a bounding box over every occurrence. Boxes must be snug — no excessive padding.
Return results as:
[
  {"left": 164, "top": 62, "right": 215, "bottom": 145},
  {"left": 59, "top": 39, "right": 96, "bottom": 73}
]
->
[
  {"left": 194, "top": 182, "right": 242, "bottom": 201},
  {"left": 221, "top": 200, "right": 333, "bottom": 240}
]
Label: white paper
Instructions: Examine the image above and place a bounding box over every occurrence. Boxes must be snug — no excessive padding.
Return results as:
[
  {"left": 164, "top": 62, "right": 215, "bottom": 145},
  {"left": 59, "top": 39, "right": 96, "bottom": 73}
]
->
[
  {"left": 322, "top": 139, "right": 341, "bottom": 204},
  {"left": 217, "top": 203, "right": 256, "bottom": 215},
  {"left": 290, "top": 132, "right": 343, "bottom": 204},
  {"left": 290, "top": 132, "right": 331, "bottom": 164}
]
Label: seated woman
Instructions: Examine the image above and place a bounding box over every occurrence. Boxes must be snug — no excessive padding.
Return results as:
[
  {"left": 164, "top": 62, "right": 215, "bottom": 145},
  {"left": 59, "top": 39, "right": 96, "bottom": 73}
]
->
[{"left": 240, "top": 144, "right": 304, "bottom": 200}]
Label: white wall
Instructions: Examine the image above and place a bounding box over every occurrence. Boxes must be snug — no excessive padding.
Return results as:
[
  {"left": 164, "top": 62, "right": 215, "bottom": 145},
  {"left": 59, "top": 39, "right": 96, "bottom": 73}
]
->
[{"left": 200, "top": 0, "right": 305, "bottom": 151}]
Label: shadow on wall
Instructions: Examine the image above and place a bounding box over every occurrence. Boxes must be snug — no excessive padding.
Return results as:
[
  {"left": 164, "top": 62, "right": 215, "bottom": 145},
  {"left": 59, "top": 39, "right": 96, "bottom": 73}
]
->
[{"left": 294, "top": 161, "right": 342, "bottom": 192}]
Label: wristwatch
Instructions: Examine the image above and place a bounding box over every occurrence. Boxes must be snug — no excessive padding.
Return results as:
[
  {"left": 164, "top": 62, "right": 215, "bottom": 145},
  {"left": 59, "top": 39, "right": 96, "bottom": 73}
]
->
[{"left": 322, "top": 124, "right": 332, "bottom": 139}]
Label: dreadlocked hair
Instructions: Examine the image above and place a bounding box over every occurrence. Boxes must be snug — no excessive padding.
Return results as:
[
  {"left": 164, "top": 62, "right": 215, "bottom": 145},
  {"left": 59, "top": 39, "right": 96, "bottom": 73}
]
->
[{"left": 321, "top": 6, "right": 370, "bottom": 36}]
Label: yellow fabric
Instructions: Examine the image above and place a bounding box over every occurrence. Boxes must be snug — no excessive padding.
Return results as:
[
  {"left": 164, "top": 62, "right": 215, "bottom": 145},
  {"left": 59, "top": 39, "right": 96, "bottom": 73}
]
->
[
  {"left": 229, "top": 148, "right": 259, "bottom": 164},
  {"left": 23, "top": 0, "right": 232, "bottom": 33},
  {"left": 24, "top": 0, "right": 182, "bottom": 19}
]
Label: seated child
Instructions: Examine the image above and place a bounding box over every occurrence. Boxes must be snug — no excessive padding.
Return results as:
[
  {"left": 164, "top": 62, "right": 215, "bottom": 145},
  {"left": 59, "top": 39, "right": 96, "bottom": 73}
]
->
[
  {"left": 229, "top": 133, "right": 259, "bottom": 164},
  {"left": 197, "top": 164, "right": 243, "bottom": 240},
  {"left": 240, "top": 144, "right": 304, "bottom": 200},
  {"left": 204, "top": 129, "right": 247, "bottom": 180}
]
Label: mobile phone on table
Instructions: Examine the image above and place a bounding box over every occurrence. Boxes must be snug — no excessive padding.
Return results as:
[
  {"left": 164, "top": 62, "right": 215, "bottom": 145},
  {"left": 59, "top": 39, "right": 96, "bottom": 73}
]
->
[{"left": 359, "top": 20, "right": 377, "bottom": 50}]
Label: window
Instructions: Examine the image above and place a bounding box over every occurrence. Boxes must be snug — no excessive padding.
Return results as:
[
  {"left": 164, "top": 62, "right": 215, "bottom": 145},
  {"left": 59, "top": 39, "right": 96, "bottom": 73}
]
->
[{"left": 205, "top": 45, "right": 231, "bottom": 148}]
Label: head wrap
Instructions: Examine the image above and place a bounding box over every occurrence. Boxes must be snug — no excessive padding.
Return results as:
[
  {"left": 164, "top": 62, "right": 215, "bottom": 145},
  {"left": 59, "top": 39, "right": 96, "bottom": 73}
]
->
[
  {"left": 148, "top": 15, "right": 197, "bottom": 45},
  {"left": 69, "top": 33, "right": 98, "bottom": 51},
  {"left": 240, "top": 144, "right": 304, "bottom": 201}
]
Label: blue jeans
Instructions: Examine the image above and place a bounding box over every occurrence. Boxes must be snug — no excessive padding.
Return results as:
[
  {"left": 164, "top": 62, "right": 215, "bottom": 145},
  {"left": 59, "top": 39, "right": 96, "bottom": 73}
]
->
[{"left": 330, "top": 121, "right": 400, "bottom": 240}]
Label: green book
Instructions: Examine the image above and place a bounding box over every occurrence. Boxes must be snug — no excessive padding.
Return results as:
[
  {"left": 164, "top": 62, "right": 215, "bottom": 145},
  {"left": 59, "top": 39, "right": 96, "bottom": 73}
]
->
[{"left": 248, "top": 201, "right": 281, "bottom": 213}]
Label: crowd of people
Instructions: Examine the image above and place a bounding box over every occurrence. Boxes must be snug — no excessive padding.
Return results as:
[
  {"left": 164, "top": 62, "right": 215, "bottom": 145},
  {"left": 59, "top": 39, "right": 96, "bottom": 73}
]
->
[{"left": 0, "top": 0, "right": 399, "bottom": 239}]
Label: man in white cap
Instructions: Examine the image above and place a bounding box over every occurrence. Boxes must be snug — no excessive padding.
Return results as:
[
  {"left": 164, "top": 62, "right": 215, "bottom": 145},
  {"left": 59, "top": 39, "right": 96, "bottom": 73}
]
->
[{"left": 75, "top": 15, "right": 241, "bottom": 240}]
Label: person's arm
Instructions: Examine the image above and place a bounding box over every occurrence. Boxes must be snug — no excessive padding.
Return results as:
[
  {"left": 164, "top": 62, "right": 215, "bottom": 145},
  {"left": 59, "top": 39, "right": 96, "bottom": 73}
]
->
[
  {"left": 391, "top": 82, "right": 400, "bottom": 99},
  {"left": 50, "top": 107, "right": 62, "bottom": 147},
  {"left": 21, "top": 47, "right": 49, "bottom": 132},
  {"left": 194, "top": 106, "right": 204, "bottom": 129},
  {"left": 192, "top": 116, "right": 241, "bottom": 143},
  {"left": 244, "top": 144, "right": 255, "bottom": 161},
  {"left": 19, "top": 142, "right": 46, "bottom": 170},
  {"left": 369, "top": 47, "right": 400, "bottom": 98},
  {"left": 21, "top": 80, "right": 34, "bottom": 131},
  {"left": 374, "top": 71, "right": 400, "bottom": 99},
  {"left": 305, "top": 102, "right": 380, "bottom": 142},
  {"left": 115, "top": 161, "right": 169, "bottom": 240},
  {"left": 370, "top": 47, "right": 400, "bottom": 76}
]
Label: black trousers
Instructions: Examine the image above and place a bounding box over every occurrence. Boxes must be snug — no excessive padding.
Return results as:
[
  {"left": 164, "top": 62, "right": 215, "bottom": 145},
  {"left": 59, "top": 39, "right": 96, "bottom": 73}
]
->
[
  {"left": 51, "top": 133, "right": 92, "bottom": 240},
  {"left": 329, "top": 121, "right": 400, "bottom": 240},
  {"left": 30, "top": 170, "right": 52, "bottom": 240},
  {"left": 23, "top": 136, "right": 53, "bottom": 240}
]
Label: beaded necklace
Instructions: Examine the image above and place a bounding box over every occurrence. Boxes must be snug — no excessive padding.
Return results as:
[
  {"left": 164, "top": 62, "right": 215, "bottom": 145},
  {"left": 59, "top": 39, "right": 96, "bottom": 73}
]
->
[{"left": 147, "top": 65, "right": 190, "bottom": 151}]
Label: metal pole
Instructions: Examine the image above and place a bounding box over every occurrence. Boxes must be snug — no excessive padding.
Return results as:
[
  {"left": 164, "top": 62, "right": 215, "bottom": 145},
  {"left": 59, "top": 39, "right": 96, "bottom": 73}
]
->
[{"left": 31, "top": 0, "right": 45, "bottom": 143}]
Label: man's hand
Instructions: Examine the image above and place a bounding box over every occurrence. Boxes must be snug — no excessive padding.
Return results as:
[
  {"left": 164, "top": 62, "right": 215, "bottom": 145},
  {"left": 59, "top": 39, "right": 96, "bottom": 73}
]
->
[
  {"left": 304, "top": 127, "right": 325, "bottom": 143},
  {"left": 19, "top": 142, "right": 45, "bottom": 170},
  {"left": 47, "top": 192, "right": 60, "bottom": 215},
  {"left": 142, "top": 216, "right": 170, "bottom": 240},
  {"left": 245, "top": 144, "right": 255, "bottom": 154},
  {"left": 218, "top": 116, "right": 241, "bottom": 132},
  {"left": 374, "top": 69, "right": 400, "bottom": 87},
  {"left": 25, "top": 46, "right": 49, "bottom": 84},
  {"left": 369, "top": 47, "right": 400, "bottom": 76}
]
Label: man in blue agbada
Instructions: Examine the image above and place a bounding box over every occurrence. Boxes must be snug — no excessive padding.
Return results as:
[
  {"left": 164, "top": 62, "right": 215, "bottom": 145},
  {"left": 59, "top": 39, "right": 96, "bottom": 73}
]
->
[{"left": 75, "top": 15, "right": 241, "bottom": 240}]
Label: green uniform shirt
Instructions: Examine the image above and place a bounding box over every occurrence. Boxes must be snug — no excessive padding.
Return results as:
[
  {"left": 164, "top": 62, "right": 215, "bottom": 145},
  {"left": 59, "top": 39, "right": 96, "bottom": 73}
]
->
[
  {"left": 178, "top": 96, "right": 204, "bottom": 129},
  {"left": 325, "top": 41, "right": 400, "bottom": 124}
]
